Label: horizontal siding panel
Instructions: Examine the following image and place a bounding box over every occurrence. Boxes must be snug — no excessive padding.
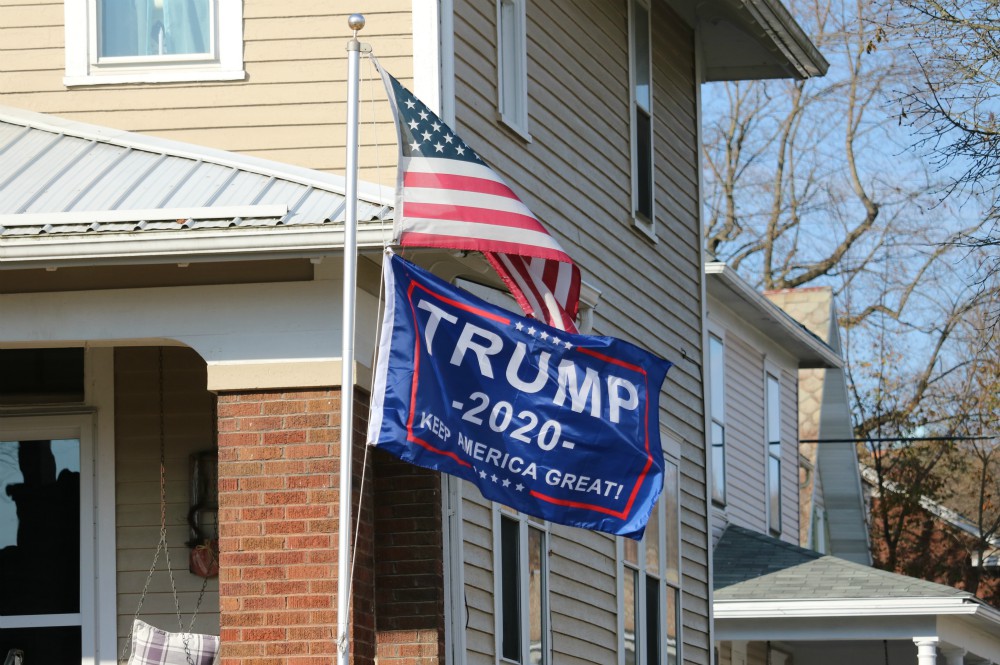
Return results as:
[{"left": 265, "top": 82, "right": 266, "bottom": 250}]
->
[{"left": 0, "top": 3, "right": 62, "bottom": 28}]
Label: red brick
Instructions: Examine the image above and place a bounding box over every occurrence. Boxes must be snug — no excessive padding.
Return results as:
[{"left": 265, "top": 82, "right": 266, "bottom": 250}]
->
[{"left": 242, "top": 627, "right": 286, "bottom": 642}]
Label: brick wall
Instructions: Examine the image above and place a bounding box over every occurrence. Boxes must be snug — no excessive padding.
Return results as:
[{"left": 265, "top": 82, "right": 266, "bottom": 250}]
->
[
  {"left": 373, "top": 450, "right": 446, "bottom": 664},
  {"left": 216, "top": 388, "right": 375, "bottom": 665}
]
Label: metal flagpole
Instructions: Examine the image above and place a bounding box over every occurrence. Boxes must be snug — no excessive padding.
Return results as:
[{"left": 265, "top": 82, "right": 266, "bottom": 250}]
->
[{"left": 337, "top": 12, "right": 364, "bottom": 665}]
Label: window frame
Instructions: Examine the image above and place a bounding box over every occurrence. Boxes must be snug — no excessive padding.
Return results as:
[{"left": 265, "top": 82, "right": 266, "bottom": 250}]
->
[
  {"left": 708, "top": 333, "right": 726, "bottom": 506},
  {"left": 617, "top": 455, "right": 682, "bottom": 665},
  {"left": 496, "top": 0, "right": 531, "bottom": 140},
  {"left": 0, "top": 414, "right": 101, "bottom": 662},
  {"left": 765, "top": 372, "right": 782, "bottom": 536},
  {"left": 628, "top": 0, "right": 655, "bottom": 238},
  {"left": 64, "top": 0, "right": 245, "bottom": 87},
  {"left": 493, "top": 504, "right": 550, "bottom": 665}
]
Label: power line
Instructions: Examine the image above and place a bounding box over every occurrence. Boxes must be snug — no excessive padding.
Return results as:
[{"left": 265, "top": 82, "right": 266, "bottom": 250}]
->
[{"left": 800, "top": 435, "right": 996, "bottom": 444}]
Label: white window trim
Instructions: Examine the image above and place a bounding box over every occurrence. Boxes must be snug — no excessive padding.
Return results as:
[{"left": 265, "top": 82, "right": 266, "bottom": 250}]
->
[
  {"left": 64, "top": 0, "right": 245, "bottom": 87},
  {"left": 0, "top": 411, "right": 110, "bottom": 662},
  {"left": 496, "top": 0, "right": 532, "bottom": 141},
  {"left": 616, "top": 455, "right": 682, "bottom": 665},
  {"left": 707, "top": 329, "right": 726, "bottom": 507},
  {"left": 628, "top": 0, "right": 655, "bottom": 239},
  {"left": 443, "top": 476, "right": 467, "bottom": 665},
  {"left": 492, "top": 504, "right": 550, "bottom": 665}
]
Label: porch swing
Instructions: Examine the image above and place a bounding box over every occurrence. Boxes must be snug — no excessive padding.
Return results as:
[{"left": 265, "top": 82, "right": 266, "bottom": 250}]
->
[{"left": 118, "top": 348, "right": 220, "bottom": 665}]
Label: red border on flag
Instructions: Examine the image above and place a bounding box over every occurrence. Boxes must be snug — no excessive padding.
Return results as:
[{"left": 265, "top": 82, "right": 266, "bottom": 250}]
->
[{"left": 402, "top": 278, "right": 656, "bottom": 521}]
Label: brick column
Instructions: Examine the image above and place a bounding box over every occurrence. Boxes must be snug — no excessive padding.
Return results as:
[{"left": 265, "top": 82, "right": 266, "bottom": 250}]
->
[
  {"left": 216, "top": 388, "right": 374, "bottom": 665},
  {"left": 373, "top": 450, "right": 445, "bottom": 665}
]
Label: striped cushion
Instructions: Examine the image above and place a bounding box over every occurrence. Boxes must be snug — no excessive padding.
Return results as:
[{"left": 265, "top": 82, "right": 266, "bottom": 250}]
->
[{"left": 127, "top": 620, "right": 220, "bottom": 665}]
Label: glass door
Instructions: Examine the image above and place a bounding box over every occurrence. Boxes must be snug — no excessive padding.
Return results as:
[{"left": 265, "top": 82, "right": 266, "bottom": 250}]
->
[{"left": 0, "top": 417, "right": 94, "bottom": 664}]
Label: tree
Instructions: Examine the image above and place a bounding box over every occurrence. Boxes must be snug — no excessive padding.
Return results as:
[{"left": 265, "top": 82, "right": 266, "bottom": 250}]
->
[
  {"left": 702, "top": 0, "right": 984, "bottom": 439},
  {"left": 888, "top": 0, "right": 1000, "bottom": 328},
  {"left": 702, "top": 0, "right": 1000, "bottom": 604}
]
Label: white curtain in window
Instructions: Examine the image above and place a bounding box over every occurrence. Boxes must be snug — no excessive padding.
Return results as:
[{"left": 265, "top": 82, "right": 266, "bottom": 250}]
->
[{"left": 100, "top": 0, "right": 210, "bottom": 57}]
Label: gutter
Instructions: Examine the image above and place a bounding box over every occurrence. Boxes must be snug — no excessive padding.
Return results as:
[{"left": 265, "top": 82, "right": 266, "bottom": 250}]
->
[
  {"left": 705, "top": 261, "right": 842, "bottom": 368},
  {"left": 739, "top": 0, "right": 829, "bottom": 77},
  {"left": 0, "top": 226, "right": 393, "bottom": 269},
  {"left": 714, "top": 596, "right": 981, "bottom": 619}
]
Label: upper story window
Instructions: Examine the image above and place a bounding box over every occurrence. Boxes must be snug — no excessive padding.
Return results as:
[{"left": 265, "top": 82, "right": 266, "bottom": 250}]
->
[
  {"left": 708, "top": 335, "right": 726, "bottom": 505},
  {"left": 494, "top": 505, "right": 548, "bottom": 665},
  {"left": 629, "top": 0, "right": 654, "bottom": 236},
  {"left": 766, "top": 373, "right": 782, "bottom": 535},
  {"left": 620, "top": 458, "right": 681, "bottom": 665},
  {"left": 64, "top": 0, "right": 245, "bottom": 86},
  {"left": 497, "top": 0, "right": 530, "bottom": 139}
]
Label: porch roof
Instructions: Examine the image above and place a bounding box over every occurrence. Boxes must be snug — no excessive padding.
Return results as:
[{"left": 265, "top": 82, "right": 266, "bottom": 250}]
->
[
  {"left": 0, "top": 106, "right": 395, "bottom": 268},
  {"left": 715, "top": 525, "right": 966, "bottom": 601},
  {"left": 714, "top": 526, "right": 1000, "bottom": 661}
]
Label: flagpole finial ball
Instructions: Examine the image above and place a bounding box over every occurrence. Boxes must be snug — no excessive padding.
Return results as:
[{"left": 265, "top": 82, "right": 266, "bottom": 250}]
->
[{"left": 348, "top": 14, "right": 366, "bottom": 31}]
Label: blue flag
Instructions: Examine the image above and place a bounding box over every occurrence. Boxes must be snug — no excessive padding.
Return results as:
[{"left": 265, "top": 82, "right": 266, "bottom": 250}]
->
[{"left": 367, "top": 253, "right": 672, "bottom": 539}]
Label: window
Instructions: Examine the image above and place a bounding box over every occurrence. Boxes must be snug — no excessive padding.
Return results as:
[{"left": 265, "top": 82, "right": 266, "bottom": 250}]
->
[
  {"left": 0, "top": 416, "right": 98, "bottom": 663},
  {"left": 620, "top": 459, "right": 681, "bottom": 665},
  {"left": 494, "top": 506, "right": 548, "bottom": 665},
  {"left": 629, "top": 0, "right": 654, "bottom": 234},
  {"left": 64, "top": 0, "right": 245, "bottom": 86},
  {"left": 708, "top": 335, "right": 726, "bottom": 505},
  {"left": 497, "top": 0, "right": 530, "bottom": 138},
  {"left": 766, "top": 374, "right": 782, "bottom": 535}
]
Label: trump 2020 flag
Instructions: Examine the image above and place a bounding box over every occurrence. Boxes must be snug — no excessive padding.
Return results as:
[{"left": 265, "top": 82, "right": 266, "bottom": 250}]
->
[
  {"left": 374, "top": 59, "right": 581, "bottom": 333},
  {"left": 368, "top": 253, "right": 672, "bottom": 539}
]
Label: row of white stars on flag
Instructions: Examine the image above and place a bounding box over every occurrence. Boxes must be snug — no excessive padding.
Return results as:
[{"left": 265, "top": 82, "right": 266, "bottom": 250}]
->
[
  {"left": 403, "top": 98, "right": 472, "bottom": 157},
  {"left": 514, "top": 320, "right": 574, "bottom": 350},
  {"left": 476, "top": 467, "right": 526, "bottom": 492}
]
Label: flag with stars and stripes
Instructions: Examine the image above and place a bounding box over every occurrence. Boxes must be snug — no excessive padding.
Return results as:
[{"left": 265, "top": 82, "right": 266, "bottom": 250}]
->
[{"left": 375, "top": 61, "right": 581, "bottom": 332}]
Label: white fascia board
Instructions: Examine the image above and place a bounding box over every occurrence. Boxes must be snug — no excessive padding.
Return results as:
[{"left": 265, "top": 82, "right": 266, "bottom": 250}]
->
[
  {"left": 714, "top": 597, "right": 979, "bottom": 619},
  {"left": 705, "top": 262, "right": 842, "bottom": 368},
  {"left": 0, "top": 227, "right": 393, "bottom": 268},
  {"left": 0, "top": 105, "right": 392, "bottom": 207},
  {"left": 0, "top": 205, "right": 288, "bottom": 227}
]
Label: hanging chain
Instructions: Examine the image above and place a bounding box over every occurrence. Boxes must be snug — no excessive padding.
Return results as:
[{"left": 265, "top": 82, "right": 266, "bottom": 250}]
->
[{"left": 118, "top": 348, "right": 194, "bottom": 664}]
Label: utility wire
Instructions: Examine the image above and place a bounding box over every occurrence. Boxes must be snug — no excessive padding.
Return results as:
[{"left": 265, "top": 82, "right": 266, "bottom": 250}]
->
[{"left": 800, "top": 435, "right": 995, "bottom": 444}]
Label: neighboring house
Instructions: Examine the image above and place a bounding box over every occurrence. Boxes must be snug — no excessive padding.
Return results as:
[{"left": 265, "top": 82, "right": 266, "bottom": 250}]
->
[
  {"left": 862, "top": 465, "right": 1000, "bottom": 606},
  {"left": 704, "top": 263, "right": 843, "bottom": 547},
  {"left": 705, "top": 264, "right": 1000, "bottom": 665},
  {"left": 0, "top": 2, "right": 827, "bottom": 664},
  {"left": 765, "top": 286, "right": 869, "bottom": 564}
]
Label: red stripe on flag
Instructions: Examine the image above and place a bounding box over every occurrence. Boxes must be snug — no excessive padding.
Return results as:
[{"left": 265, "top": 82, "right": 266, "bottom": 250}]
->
[
  {"left": 404, "top": 171, "right": 519, "bottom": 199},
  {"left": 399, "top": 232, "right": 573, "bottom": 263},
  {"left": 404, "top": 202, "right": 547, "bottom": 233}
]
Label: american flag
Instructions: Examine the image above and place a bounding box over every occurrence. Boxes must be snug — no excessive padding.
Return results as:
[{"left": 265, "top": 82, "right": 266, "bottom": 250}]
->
[{"left": 376, "top": 63, "right": 581, "bottom": 332}]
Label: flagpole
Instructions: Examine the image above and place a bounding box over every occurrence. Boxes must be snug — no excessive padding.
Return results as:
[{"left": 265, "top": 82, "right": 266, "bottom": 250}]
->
[{"left": 338, "top": 12, "right": 364, "bottom": 665}]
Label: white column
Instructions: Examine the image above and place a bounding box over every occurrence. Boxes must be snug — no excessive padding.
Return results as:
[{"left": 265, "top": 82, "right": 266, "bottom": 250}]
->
[
  {"left": 941, "top": 646, "right": 966, "bottom": 665},
  {"left": 915, "top": 638, "right": 940, "bottom": 665}
]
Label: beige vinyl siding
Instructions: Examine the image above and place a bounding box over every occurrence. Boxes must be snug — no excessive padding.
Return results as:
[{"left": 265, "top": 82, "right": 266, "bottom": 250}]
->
[
  {"left": 460, "top": 486, "right": 619, "bottom": 665},
  {"left": 453, "top": 0, "right": 708, "bottom": 660},
  {"left": 0, "top": 0, "right": 411, "bottom": 182},
  {"left": 114, "top": 347, "right": 219, "bottom": 646},
  {"left": 723, "top": 335, "right": 767, "bottom": 533},
  {"left": 547, "top": 525, "right": 618, "bottom": 664}
]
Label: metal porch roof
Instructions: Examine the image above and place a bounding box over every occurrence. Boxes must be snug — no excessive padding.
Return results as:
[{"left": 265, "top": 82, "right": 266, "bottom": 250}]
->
[{"left": 0, "top": 106, "right": 394, "bottom": 266}]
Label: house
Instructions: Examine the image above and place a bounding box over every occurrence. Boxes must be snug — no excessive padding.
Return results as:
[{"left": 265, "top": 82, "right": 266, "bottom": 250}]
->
[
  {"left": 0, "top": 1, "right": 827, "bottom": 664},
  {"left": 705, "top": 263, "right": 1000, "bottom": 665},
  {"left": 765, "top": 286, "right": 869, "bottom": 564},
  {"left": 861, "top": 465, "right": 1000, "bottom": 606}
]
